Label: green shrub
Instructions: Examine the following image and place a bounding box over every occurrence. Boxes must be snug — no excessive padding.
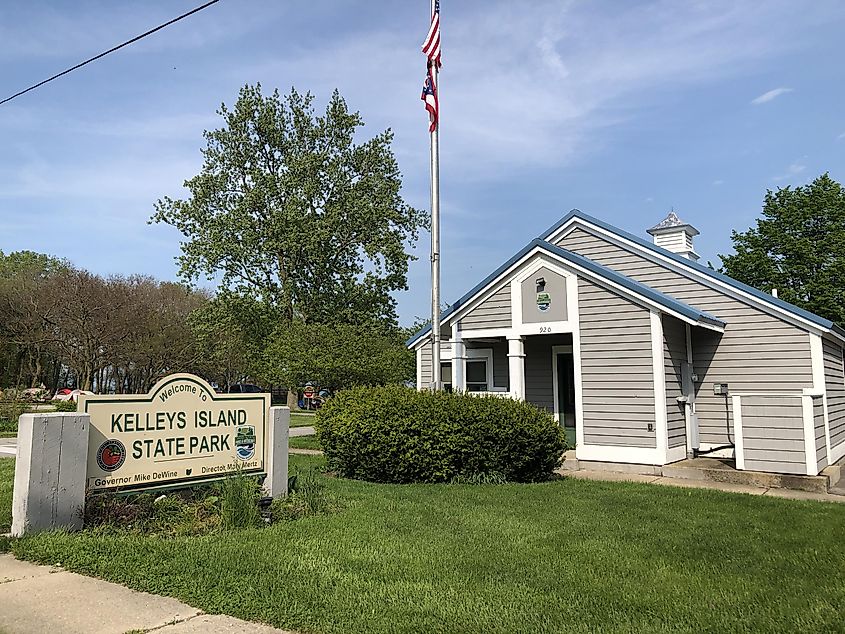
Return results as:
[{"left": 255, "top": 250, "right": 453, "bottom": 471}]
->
[
  {"left": 84, "top": 487, "right": 222, "bottom": 536},
  {"left": 218, "top": 467, "right": 262, "bottom": 529},
  {"left": 52, "top": 400, "right": 78, "bottom": 412},
  {"left": 316, "top": 385, "right": 567, "bottom": 484},
  {"left": 0, "top": 400, "right": 27, "bottom": 435},
  {"left": 270, "top": 467, "right": 335, "bottom": 521}
]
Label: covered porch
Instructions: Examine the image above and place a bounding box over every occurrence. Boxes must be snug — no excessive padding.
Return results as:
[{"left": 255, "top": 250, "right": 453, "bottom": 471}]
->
[{"left": 443, "top": 332, "right": 578, "bottom": 442}]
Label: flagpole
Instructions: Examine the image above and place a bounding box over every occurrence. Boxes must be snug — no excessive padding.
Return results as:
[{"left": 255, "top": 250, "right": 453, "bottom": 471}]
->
[{"left": 429, "top": 0, "right": 442, "bottom": 391}]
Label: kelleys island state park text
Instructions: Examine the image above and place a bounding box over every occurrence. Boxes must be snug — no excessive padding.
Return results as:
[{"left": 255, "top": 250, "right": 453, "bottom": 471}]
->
[{"left": 79, "top": 374, "right": 270, "bottom": 491}]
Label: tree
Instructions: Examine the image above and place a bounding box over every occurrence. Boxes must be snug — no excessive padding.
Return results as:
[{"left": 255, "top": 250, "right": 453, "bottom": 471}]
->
[
  {"left": 151, "top": 84, "right": 428, "bottom": 326},
  {"left": 721, "top": 173, "right": 845, "bottom": 326},
  {"left": 0, "top": 251, "right": 69, "bottom": 388},
  {"left": 260, "top": 322, "right": 415, "bottom": 392}
]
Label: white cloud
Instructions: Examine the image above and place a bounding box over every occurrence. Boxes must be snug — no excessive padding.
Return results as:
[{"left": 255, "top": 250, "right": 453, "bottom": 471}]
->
[
  {"left": 772, "top": 161, "right": 807, "bottom": 181},
  {"left": 838, "top": 132, "right": 845, "bottom": 140},
  {"left": 237, "top": 1, "right": 832, "bottom": 181},
  {"left": 712, "top": 179, "right": 724, "bottom": 186},
  {"left": 751, "top": 87, "right": 793, "bottom": 104}
]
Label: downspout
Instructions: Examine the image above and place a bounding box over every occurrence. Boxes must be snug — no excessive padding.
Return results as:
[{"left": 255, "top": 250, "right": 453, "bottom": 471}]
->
[{"left": 683, "top": 324, "right": 699, "bottom": 456}]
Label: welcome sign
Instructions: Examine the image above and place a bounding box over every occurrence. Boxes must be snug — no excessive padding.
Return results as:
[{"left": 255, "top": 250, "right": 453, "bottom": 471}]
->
[{"left": 80, "top": 374, "right": 269, "bottom": 492}]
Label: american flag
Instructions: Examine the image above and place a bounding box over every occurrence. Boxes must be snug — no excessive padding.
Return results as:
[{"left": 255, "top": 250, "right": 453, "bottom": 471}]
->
[
  {"left": 421, "top": 63, "right": 438, "bottom": 132},
  {"left": 421, "top": 0, "right": 441, "bottom": 68}
]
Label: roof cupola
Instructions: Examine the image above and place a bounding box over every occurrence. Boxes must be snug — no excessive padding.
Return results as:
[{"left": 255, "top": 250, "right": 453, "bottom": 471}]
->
[{"left": 647, "top": 211, "right": 699, "bottom": 261}]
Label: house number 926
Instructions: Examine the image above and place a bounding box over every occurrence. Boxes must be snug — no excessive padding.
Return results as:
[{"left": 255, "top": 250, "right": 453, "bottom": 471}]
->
[{"left": 539, "top": 326, "right": 552, "bottom": 333}]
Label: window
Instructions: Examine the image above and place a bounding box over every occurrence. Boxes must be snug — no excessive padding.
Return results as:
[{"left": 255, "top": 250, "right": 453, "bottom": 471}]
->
[
  {"left": 466, "top": 360, "right": 488, "bottom": 392},
  {"left": 440, "top": 362, "right": 453, "bottom": 393}
]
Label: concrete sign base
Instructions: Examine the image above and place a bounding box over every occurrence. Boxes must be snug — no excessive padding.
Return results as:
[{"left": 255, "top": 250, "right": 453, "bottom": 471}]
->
[
  {"left": 265, "top": 407, "right": 290, "bottom": 498},
  {"left": 12, "top": 413, "right": 90, "bottom": 537}
]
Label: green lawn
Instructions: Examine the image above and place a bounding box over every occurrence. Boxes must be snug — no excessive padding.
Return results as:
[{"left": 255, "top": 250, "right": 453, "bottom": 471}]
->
[
  {"left": 0, "top": 458, "right": 14, "bottom": 532},
  {"left": 289, "top": 412, "right": 316, "bottom": 427},
  {"left": 289, "top": 434, "right": 321, "bottom": 451},
  {"left": 4, "top": 454, "right": 845, "bottom": 632}
]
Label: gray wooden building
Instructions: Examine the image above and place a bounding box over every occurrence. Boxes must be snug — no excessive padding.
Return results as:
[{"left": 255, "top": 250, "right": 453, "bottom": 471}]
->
[{"left": 407, "top": 210, "right": 845, "bottom": 476}]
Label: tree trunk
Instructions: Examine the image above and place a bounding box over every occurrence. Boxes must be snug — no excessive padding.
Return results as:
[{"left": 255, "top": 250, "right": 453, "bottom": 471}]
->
[{"left": 286, "top": 387, "right": 298, "bottom": 410}]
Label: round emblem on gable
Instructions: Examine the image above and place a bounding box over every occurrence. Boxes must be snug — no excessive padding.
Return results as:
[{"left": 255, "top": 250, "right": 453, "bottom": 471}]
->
[
  {"left": 96, "top": 439, "right": 126, "bottom": 472},
  {"left": 536, "top": 291, "right": 551, "bottom": 312}
]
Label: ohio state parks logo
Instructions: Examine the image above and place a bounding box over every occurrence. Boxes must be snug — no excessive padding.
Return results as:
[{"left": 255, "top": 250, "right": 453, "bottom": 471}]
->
[{"left": 96, "top": 439, "right": 126, "bottom": 472}]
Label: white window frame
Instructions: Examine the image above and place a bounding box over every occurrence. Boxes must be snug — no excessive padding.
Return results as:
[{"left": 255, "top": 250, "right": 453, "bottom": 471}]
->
[{"left": 464, "top": 348, "right": 494, "bottom": 392}]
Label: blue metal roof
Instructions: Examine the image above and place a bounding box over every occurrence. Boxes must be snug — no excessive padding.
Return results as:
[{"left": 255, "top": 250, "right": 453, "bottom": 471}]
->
[
  {"left": 542, "top": 209, "right": 842, "bottom": 335},
  {"left": 406, "top": 237, "right": 726, "bottom": 347}
]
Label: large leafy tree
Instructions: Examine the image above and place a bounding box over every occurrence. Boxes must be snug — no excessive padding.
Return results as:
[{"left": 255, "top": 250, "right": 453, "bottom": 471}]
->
[
  {"left": 721, "top": 173, "right": 845, "bottom": 326},
  {"left": 261, "top": 322, "right": 415, "bottom": 392},
  {"left": 152, "top": 84, "right": 427, "bottom": 325}
]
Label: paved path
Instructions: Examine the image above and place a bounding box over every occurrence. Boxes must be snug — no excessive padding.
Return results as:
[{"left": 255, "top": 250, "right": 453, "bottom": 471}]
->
[
  {"left": 0, "top": 437, "right": 15, "bottom": 456},
  {"left": 289, "top": 426, "right": 314, "bottom": 437},
  {"left": 562, "top": 468, "right": 845, "bottom": 504},
  {"left": 0, "top": 555, "right": 291, "bottom": 634}
]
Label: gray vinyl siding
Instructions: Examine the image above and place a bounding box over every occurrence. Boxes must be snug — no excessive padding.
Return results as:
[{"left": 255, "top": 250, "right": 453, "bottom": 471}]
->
[
  {"left": 491, "top": 340, "right": 509, "bottom": 389},
  {"left": 663, "top": 315, "right": 687, "bottom": 449},
  {"left": 822, "top": 338, "right": 845, "bottom": 449},
  {"left": 558, "top": 227, "right": 813, "bottom": 446},
  {"left": 419, "top": 342, "right": 432, "bottom": 387},
  {"left": 462, "top": 283, "right": 511, "bottom": 330},
  {"left": 524, "top": 334, "right": 571, "bottom": 413},
  {"left": 578, "top": 279, "right": 656, "bottom": 448},
  {"left": 815, "top": 396, "right": 827, "bottom": 470},
  {"left": 741, "top": 396, "right": 806, "bottom": 475}
]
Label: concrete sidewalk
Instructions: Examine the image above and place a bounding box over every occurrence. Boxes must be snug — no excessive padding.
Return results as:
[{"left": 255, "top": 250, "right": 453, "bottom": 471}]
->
[
  {"left": 562, "top": 467, "right": 845, "bottom": 504},
  {"left": 0, "top": 555, "right": 291, "bottom": 634}
]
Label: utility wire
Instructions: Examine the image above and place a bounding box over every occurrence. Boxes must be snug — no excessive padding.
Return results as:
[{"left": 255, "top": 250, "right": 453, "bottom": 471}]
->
[{"left": 0, "top": 0, "right": 222, "bottom": 106}]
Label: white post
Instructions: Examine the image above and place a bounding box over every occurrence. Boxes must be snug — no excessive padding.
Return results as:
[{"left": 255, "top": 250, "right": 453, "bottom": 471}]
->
[
  {"left": 452, "top": 324, "right": 465, "bottom": 391},
  {"left": 802, "top": 394, "right": 818, "bottom": 476},
  {"left": 650, "top": 311, "right": 668, "bottom": 464},
  {"left": 12, "top": 413, "right": 90, "bottom": 536},
  {"left": 507, "top": 336, "right": 525, "bottom": 400},
  {"left": 732, "top": 394, "right": 745, "bottom": 470},
  {"left": 428, "top": 0, "right": 442, "bottom": 391},
  {"left": 265, "top": 407, "right": 290, "bottom": 498},
  {"left": 684, "top": 323, "right": 698, "bottom": 454}
]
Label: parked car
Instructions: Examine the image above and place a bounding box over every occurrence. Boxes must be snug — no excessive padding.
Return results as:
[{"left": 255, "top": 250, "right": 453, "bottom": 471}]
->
[{"left": 228, "top": 383, "right": 263, "bottom": 394}]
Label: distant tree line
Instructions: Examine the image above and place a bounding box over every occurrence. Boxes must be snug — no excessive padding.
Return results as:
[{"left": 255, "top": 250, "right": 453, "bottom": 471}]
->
[
  {"left": 0, "top": 249, "right": 414, "bottom": 395},
  {"left": 0, "top": 250, "right": 217, "bottom": 392}
]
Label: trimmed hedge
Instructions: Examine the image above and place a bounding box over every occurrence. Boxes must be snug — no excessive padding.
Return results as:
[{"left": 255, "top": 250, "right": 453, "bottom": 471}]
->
[{"left": 315, "top": 385, "right": 567, "bottom": 483}]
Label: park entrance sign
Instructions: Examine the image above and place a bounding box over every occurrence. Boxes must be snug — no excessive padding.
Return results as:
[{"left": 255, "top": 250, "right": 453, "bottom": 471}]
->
[{"left": 79, "top": 374, "right": 269, "bottom": 492}]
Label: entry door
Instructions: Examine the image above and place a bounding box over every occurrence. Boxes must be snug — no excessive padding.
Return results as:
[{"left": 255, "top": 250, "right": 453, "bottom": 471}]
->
[{"left": 556, "top": 352, "right": 576, "bottom": 443}]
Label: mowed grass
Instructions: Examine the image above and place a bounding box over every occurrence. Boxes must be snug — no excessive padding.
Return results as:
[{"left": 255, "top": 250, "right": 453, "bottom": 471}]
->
[
  {"left": 290, "top": 412, "right": 316, "bottom": 427},
  {"left": 0, "top": 458, "right": 13, "bottom": 532},
  {"left": 289, "top": 435, "right": 321, "bottom": 451},
  {"left": 6, "top": 454, "right": 845, "bottom": 633}
]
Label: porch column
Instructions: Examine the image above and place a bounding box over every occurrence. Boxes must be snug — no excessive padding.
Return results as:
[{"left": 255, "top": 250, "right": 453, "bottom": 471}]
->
[
  {"left": 452, "top": 323, "right": 466, "bottom": 391},
  {"left": 507, "top": 336, "right": 525, "bottom": 400}
]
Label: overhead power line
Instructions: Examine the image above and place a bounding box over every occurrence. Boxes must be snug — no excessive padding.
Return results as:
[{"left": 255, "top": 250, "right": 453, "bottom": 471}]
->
[{"left": 0, "top": 0, "right": 222, "bottom": 106}]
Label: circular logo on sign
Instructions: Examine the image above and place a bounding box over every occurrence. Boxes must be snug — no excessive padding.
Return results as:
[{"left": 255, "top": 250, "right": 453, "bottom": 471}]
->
[
  {"left": 235, "top": 425, "right": 256, "bottom": 461},
  {"left": 96, "top": 439, "right": 126, "bottom": 472}
]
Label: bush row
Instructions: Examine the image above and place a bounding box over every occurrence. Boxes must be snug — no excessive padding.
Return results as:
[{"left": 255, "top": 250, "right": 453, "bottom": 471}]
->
[{"left": 315, "top": 385, "right": 567, "bottom": 484}]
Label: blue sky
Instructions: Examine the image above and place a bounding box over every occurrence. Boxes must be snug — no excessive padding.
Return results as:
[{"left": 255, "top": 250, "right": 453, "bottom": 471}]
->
[{"left": 1, "top": 1, "right": 844, "bottom": 326}]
